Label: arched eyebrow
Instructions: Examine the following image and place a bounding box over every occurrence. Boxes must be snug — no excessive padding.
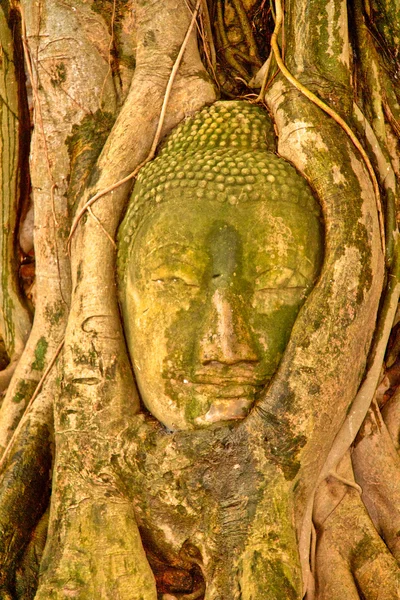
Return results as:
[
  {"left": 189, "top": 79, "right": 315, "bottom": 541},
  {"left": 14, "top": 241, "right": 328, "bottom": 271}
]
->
[
  {"left": 143, "top": 242, "right": 204, "bottom": 260},
  {"left": 142, "top": 243, "right": 209, "bottom": 274},
  {"left": 253, "top": 249, "right": 319, "bottom": 283}
]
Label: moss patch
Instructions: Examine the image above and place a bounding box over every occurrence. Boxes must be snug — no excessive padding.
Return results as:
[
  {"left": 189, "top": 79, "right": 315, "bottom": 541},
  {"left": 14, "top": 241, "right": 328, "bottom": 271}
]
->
[
  {"left": 50, "top": 62, "right": 66, "bottom": 87},
  {"left": 66, "top": 110, "right": 115, "bottom": 215},
  {"left": 31, "top": 337, "right": 49, "bottom": 371},
  {"left": 262, "top": 412, "right": 307, "bottom": 480},
  {"left": 12, "top": 379, "right": 37, "bottom": 404},
  {"left": 45, "top": 301, "right": 65, "bottom": 327}
]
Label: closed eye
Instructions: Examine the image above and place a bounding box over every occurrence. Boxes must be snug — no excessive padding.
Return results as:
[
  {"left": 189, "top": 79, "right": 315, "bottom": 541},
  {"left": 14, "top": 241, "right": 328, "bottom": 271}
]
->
[
  {"left": 253, "top": 285, "right": 308, "bottom": 312},
  {"left": 151, "top": 276, "right": 200, "bottom": 288},
  {"left": 255, "top": 285, "right": 305, "bottom": 292},
  {"left": 150, "top": 262, "right": 202, "bottom": 288}
]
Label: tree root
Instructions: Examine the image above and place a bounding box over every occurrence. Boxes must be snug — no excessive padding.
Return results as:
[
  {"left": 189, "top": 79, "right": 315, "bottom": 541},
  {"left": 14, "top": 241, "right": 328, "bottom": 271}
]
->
[
  {"left": 0, "top": 2, "right": 32, "bottom": 395},
  {"left": 270, "top": 0, "right": 385, "bottom": 254},
  {"left": 199, "top": 0, "right": 217, "bottom": 72},
  {"left": 299, "top": 241, "right": 400, "bottom": 597},
  {"left": 0, "top": 337, "right": 63, "bottom": 473},
  {"left": 67, "top": 0, "right": 202, "bottom": 251},
  {"left": 313, "top": 450, "right": 400, "bottom": 599},
  {"left": 314, "top": 486, "right": 400, "bottom": 599},
  {"left": 0, "top": 388, "right": 53, "bottom": 594},
  {"left": 382, "top": 386, "right": 400, "bottom": 451},
  {"left": 352, "top": 400, "right": 400, "bottom": 562}
]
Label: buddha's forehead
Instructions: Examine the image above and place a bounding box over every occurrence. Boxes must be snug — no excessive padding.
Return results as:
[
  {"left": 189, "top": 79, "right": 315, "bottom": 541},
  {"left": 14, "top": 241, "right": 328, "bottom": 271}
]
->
[
  {"left": 132, "top": 196, "right": 322, "bottom": 282},
  {"left": 136, "top": 194, "right": 313, "bottom": 239}
]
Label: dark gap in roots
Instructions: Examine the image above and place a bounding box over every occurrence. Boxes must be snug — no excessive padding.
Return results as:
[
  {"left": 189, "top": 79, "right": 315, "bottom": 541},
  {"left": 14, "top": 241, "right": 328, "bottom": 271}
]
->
[{"left": 10, "top": 5, "right": 35, "bottom": 314}]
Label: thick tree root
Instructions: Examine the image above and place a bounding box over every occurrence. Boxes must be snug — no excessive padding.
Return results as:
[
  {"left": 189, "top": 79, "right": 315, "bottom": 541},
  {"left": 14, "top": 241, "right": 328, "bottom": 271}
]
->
[
  {"left": 35, "top": 498, "right": 157, "bottom": 600},
  {"left": 352, "top": 401, "right": 400, "bottom": 562},
  {"left": 314, "top": 461, "right": 400, "bottom": 599},
  {"left": 0, "top": 391, "right": 53, "bottom": 595}
]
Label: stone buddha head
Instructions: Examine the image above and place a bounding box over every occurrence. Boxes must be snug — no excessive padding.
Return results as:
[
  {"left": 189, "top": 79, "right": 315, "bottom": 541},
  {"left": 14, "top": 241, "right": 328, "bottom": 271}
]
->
[{"left": 118, "top": 101, "right": 323, "bottom": 431}]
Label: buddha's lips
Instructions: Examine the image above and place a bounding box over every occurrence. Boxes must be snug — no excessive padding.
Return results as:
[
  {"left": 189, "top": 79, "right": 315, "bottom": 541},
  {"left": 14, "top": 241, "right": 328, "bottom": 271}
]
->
[
  {"left": 193, "top": 365, "right": 262, "bottom": 380},
  {"left": 190, "top": 382, "right": 262, "bottom": 399},
  {"left": 190, "top": 372, "right": 265, "bottom": 386}
]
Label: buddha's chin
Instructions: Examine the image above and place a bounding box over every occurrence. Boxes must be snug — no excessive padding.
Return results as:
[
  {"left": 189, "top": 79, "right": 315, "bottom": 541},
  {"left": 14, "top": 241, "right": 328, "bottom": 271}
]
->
[{"left": 194, "top": 396, "right": 254, "bottom": 426}]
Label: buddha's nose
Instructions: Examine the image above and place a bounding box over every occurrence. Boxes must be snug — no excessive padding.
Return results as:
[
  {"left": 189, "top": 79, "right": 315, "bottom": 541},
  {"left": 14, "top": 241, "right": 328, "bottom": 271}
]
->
[{"left": 198, "top": 288, "right": 260, "bottom": 366}]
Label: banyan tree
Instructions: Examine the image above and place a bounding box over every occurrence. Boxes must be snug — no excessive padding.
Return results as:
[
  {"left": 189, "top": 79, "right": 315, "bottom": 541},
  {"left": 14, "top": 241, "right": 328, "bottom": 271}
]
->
[{"left": 0, "top": 0, "right": 399, "bottom": 598}]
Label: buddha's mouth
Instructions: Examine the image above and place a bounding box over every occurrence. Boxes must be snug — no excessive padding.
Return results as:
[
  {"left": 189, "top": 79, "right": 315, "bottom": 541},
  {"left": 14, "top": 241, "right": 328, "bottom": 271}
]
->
[
  {"left": 191, "top": 366, "right": 266, "bottom": 387},
  {"left": 191, "top": 382, "right": 262, "bottom": 399},
  {"left": 181, "top": 375, "right": 266, "bottom": 426},
  {"left": 193, "top": 364, "right": 262, "bottom": 382}
]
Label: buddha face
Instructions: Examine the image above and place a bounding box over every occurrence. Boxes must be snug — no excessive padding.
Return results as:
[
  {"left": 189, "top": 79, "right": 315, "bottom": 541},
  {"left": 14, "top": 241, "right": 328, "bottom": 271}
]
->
[{"left": 121, "top": 193, "right": 323, "bottom": 431}]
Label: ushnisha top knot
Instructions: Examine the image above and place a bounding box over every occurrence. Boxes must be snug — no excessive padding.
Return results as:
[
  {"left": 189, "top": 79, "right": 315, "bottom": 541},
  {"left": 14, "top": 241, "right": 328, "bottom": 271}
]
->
[
  {"left": 117, "top": 101, "right": 321, "bottom": 284},
  {"left": 160, "top": 100, "right": 275, "bottom": 155}
]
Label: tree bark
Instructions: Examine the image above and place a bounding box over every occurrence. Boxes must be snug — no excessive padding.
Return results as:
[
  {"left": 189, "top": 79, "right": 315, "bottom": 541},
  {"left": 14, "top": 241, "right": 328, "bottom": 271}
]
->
[{"left": 0, "top": 1, "right": 399, "bottom": 599}]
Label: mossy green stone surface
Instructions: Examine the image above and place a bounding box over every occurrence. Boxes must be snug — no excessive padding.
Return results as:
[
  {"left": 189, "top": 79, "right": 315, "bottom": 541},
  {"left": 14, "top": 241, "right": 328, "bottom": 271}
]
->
[{"left": 118, "top": 101, "right": 323, "bottom": 431}]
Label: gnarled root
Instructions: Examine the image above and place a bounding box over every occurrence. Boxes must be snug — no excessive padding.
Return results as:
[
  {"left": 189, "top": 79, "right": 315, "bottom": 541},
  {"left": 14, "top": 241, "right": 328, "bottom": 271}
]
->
[
  {"left": 352, "top": 400, "right": 400, "bottom": 561},
  {"left": 314, "top": 452, "right": 400, "bottom": 599}
]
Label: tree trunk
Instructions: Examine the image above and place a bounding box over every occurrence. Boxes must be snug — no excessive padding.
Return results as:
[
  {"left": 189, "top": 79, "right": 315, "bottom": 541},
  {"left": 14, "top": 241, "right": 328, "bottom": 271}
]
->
[{"left": 0, "top": 1, "right": 399, "bottom": 599}]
